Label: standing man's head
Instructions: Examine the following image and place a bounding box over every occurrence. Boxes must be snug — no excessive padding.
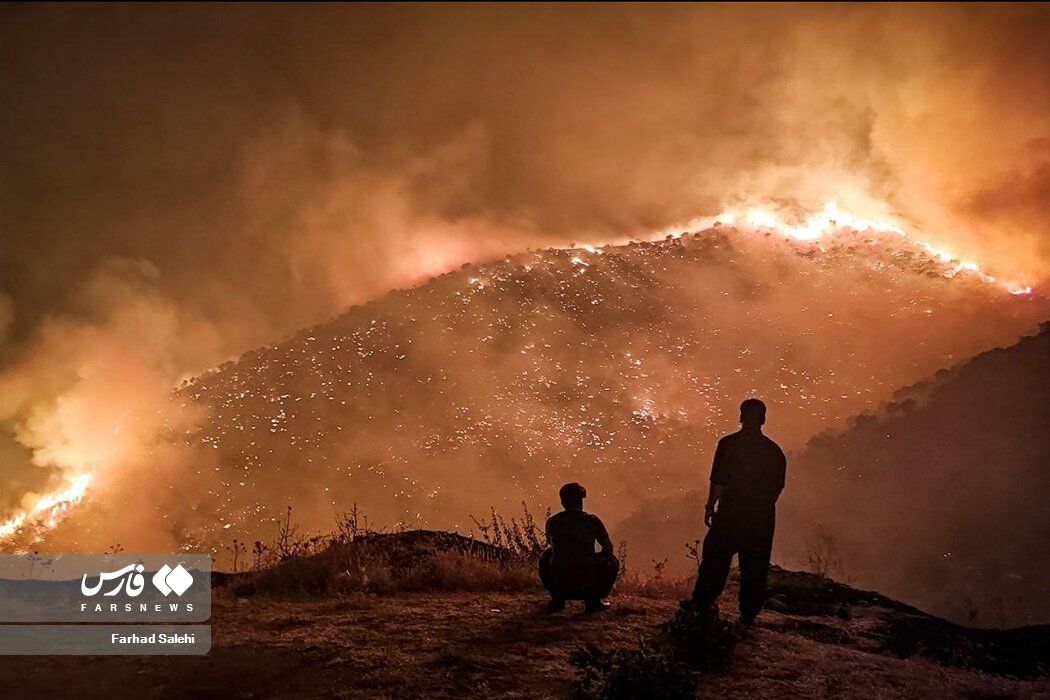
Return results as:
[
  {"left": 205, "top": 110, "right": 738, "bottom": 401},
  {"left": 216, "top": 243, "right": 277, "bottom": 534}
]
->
[
  {"left": 559, "top": 482, "right": 587, "bottom": 511},
  {"left": 740, "top": 398, "right": 766, "bottom": 429}
]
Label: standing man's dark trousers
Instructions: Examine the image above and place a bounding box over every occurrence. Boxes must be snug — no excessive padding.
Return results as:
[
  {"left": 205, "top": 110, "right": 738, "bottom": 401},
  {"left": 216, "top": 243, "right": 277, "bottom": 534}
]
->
[
  {"left": 691, "top": 504, "right": 775, "bottom": 619},
  {"left": 540, "top": 549, "right": 619, "bottom": 604}
]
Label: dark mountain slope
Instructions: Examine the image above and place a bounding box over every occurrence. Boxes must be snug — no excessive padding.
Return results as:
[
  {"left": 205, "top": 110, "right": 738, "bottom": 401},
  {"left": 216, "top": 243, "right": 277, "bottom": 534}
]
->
[{"left": 778, "top": 323, "right": 1050, "bottom": 626}]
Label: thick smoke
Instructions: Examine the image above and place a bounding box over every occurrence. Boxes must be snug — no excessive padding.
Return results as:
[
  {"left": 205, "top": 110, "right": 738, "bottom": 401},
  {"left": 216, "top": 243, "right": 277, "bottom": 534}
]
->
[{"left": 1, "top": 6, "right": 1047, "bottom": 556}]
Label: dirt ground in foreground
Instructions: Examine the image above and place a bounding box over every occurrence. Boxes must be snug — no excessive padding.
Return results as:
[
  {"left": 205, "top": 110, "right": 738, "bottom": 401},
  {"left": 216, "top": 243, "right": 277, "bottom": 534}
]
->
[{"left": 2, "top": 585, "right": 1048, "bottom": 699}]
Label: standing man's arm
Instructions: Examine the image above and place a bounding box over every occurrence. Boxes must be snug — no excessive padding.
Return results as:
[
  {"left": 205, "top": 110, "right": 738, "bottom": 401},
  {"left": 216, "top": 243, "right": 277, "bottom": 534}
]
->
[
  {"left": 705, "top": 438, "right": 729, "bottom": 528},
  {"left": 704, "top": 485, "right": 723, "bottom": 528},
  {"left": 774, "top": 444, "right": 787, "bottom": 501}
]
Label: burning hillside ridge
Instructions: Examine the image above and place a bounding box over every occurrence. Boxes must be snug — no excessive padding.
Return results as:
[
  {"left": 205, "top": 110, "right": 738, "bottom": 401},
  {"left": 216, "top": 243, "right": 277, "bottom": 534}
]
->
[{"left": 9, "top": 209, "right": 1044, "bottom": 556}]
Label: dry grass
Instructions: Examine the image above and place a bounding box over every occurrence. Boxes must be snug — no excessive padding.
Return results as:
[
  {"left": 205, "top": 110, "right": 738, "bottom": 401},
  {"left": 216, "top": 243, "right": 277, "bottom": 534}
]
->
[
  {"left": 246, "top": 536, "right": 540, "bottom": 596},
  {"left": 233, "top": 504, "right": 690, "bottom": 599},
  {"left": 234, "top": 505, "right": 551, "bottom": 597}
]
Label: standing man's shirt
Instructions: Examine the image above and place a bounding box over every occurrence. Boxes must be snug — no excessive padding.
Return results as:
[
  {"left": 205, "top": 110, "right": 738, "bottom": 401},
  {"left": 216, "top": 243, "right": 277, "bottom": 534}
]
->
[{"left": 710, "top": 429, "right": 786, "bottom": 511}]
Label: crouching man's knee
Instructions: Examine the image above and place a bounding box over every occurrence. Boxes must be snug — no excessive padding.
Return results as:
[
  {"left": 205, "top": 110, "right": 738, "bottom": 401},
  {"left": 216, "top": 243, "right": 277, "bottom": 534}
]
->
[
  {"left": 538, "top": 549, "right": 555, "bottom": 591},
  {"left": 597, "top": 553, "right": 620, "bottom": 596}
]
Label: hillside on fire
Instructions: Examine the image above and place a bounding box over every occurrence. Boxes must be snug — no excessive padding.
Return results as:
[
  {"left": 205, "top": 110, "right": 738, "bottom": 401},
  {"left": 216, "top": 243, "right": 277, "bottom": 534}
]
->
[
  {"left": 20, "top": 224, "right": 1046, "bottom": 583},
  {"left": 3, "top": 4, "right": 1049, "bottom": 696}
]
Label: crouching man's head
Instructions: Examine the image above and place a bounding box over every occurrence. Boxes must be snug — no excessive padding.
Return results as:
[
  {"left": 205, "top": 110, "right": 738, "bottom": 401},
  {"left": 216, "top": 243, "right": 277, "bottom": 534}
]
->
[{"left": 559, "top": 482, "right": 587, "bottom": 512}]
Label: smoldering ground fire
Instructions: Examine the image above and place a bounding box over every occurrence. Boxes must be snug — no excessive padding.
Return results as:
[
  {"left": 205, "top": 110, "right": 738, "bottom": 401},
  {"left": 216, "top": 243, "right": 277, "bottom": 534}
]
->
[{"left": 1, "top": 3, "right": 1048, "bottom": 632}]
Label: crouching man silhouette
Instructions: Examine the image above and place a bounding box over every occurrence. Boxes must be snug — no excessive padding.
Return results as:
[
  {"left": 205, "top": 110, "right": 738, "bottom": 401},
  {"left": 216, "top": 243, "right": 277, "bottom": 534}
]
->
[
  {"left": 539, "top": 482, "right": 619, "bottom": 612},
  {"left": 687, "top": 398, "right": 786, "bottom": 625}
]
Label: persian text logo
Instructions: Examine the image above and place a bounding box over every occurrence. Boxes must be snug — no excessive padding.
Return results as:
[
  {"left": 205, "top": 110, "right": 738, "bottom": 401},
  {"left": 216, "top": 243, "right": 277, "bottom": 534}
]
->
[
  {"left": 80, "top": 563, "right": 194, "bottom": 598},
  {"left": 81, "top": 564, "right": 146, "bottom": 597}
]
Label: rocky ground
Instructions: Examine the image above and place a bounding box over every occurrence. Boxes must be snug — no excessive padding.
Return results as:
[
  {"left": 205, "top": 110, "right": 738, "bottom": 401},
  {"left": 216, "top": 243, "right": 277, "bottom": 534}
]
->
[{"left": 3, "top": 565, "right": 1047, "bottom": 699}]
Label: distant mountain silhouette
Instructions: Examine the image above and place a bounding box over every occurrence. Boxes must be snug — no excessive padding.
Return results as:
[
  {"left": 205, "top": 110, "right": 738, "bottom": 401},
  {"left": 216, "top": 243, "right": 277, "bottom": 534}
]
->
[{"left": 778, "top": 322, "right": 1050, "bottom": 626}]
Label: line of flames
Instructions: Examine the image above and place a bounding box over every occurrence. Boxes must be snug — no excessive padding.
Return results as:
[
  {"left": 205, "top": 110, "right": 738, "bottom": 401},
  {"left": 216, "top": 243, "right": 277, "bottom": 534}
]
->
[{"left": 670, "top": 201, "right": 1033, "bottom": 296}]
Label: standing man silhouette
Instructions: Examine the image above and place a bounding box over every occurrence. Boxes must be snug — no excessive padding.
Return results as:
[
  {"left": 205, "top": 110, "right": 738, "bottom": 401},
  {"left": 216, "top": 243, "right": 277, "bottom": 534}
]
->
[{"left": 688, "top": 398, "right": 786, "bottom": 624}]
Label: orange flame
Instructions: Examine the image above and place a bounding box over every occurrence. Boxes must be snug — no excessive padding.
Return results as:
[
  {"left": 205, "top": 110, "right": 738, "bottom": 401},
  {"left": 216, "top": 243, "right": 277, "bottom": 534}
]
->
[
  {"left": 0, "top": 473, "right": 93, "bottom": 542},
  {"left": 654, "top": 201, "right": 1033, "bottom": 296}
]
